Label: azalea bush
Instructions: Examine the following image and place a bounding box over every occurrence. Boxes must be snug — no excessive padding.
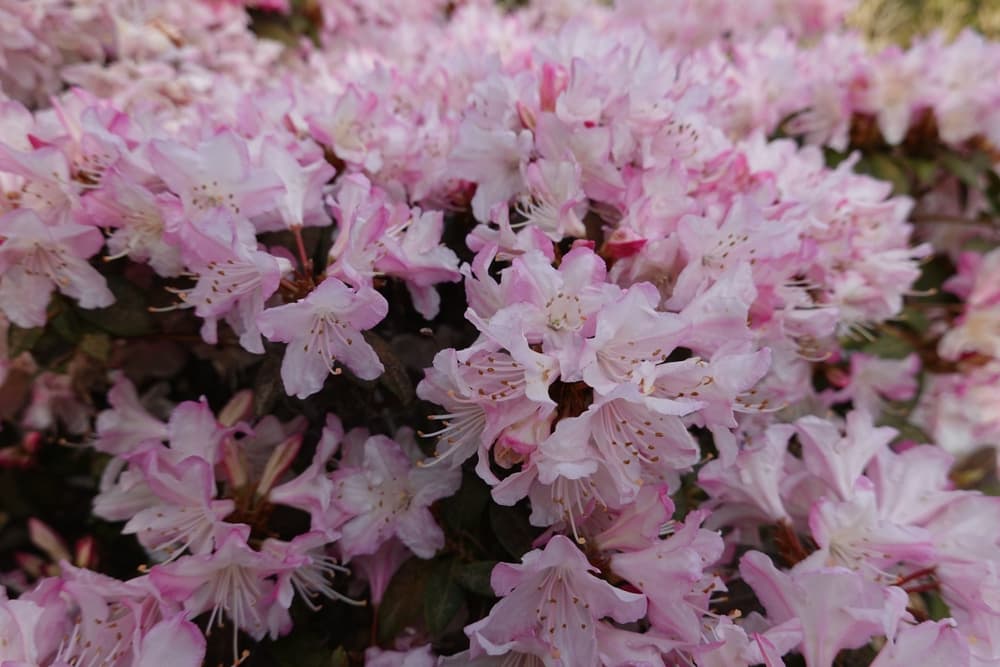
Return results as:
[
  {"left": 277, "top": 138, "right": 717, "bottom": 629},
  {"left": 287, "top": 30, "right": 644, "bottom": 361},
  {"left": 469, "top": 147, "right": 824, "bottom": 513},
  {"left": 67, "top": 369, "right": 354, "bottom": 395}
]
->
[{"left": 2, "top": 0, "right": 1000, "bottom": 666}]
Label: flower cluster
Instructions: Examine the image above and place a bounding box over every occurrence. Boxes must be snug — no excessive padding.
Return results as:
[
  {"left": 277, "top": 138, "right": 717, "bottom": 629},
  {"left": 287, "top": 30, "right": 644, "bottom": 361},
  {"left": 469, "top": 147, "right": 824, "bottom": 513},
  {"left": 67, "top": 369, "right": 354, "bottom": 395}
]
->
[{"left": 0, "top": 1, "right": 999, "bottom": 666}]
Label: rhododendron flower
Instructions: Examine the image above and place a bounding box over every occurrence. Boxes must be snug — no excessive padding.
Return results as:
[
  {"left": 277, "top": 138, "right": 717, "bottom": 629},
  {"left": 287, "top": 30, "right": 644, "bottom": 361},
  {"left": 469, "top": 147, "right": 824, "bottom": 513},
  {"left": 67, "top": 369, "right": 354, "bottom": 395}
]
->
[
  {"left": 257, "top": 276, "right": 389, "bottom": 398},
  {"left": 0, "top": 208, "right": 113, "bottom": 327},
  {"left": 331, "top": 431, "right": 460, "bottom": 559},
  {"left": 467, "top": 535, "right": 646, "bottom": 666},
  {"left": 151, "top": 525, "right": 283, "bottom": 652},
  {"left": 739, "top": 551, "right": 909, "bottom": 667}
]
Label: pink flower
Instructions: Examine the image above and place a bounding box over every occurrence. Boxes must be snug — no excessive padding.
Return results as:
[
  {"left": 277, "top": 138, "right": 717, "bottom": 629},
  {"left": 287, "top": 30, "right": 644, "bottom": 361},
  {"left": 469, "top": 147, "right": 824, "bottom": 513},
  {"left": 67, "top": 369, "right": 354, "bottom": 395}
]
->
[
  {"left": 739, "top": 551, "right": 909, "bottom": 667},
  {"left": 93, "top": 374, "right": 169, "bottom": 456},
  {"left": 146, "top": 131, "right": 282, "bottom": 224},
  {"left": 801, "top": 477, "right": 936, "bottom": 577},
  {"left": 121, "top": 449, "right": 235, "bottom": 557},
  {"left": 0, "top": 208, "right": 112, "bottom": 327},
  {"left": 465, "top": 534, "right": 646, "bottom": 666},
  {"left": 258, "top": 139, "right": 335, "bottom": 232},
  {"left": 871, "top": 620, "right": 970, "bottom": 667},
  {"left": 610, "top": 509, "right": 724, "bottom": 642},
  {"left": 795, "top": 411, "right": 897, "bottom": 502},
  {"left": 134, "top": 614, "right": 207, "bottom": 667},
  {"left": 451, "top": 122, "right": 533, "bottom": 222},
  {"left": 151, "top": 525, "right": 283, "bottom": 652},
  {"left": 257, "top": 276, "right": 388, "bottom": 398},
  {"left": 331, "top": 430, "right": 460, "bottom": 560}
]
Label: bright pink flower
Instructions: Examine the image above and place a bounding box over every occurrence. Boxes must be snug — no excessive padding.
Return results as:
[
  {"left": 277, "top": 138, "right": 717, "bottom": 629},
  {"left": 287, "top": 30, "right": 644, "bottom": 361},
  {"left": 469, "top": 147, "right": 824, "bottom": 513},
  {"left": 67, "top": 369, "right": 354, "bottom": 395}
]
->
[{"left": 257, "top": 276, "right": 388, "bottom": 398}]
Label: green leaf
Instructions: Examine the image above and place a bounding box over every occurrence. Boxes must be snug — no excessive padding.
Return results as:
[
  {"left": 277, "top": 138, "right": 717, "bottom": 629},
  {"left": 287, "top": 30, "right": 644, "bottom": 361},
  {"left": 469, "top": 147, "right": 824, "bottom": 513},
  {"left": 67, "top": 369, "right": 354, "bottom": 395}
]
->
[
  {"left": 49, "top": 305, "right": 84, "bottom": 343},
  {"left": 858, "top": 154, "right": 910, "bottom": 195},
  {"left": 265, "top": 628, "right": 333, "bottom": 667},
  {"left": 925, "top": 592, "right": 952, "bottom": 621},
  {"left": 909, "top": 158, "right": 939, "bottom": 187},
  {"left": 378, "top": 558, "right": 433, "bottom": 643},
  {"left": 7, "top": 325, "right": 43, "bottom": 356},
  {"left": 330, "top": 647, "right": 349, "bottom": 667},
  {"left": 489, "top": 502, "right": 540, "bottom": 559},
  {"left": 366, "top": 332, "right": 414, "bottom": 405},
  {"left": 938, "top": 151, "right": 983, "bottom": 188},
  {"left": 76, "top": 276, "right": 154, "bottom": 337},
  {"left": 456, "top": 560, "right": 498, "bottom": 597},
  {"left": 79, "top": 333, "right": 112, "bottom": 362},
  {"left": 442, "top": 473, "right": 490, "bottom": 535},
  {"left": 859, "top": 333, "right": 914, "bottom": 359},
  {"left": 423, "top": 558, "right": 466, "bottom": 636}
]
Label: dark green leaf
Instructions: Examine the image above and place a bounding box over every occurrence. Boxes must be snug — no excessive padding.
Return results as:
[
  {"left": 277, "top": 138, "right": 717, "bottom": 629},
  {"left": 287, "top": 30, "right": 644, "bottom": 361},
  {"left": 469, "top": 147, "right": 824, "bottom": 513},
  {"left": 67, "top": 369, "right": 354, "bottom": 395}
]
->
[
  {"left": 330, "top": 647, "right": 349, "bottom": 667},
  {"left": 489, "top": 502, "right": 540, "bottom": 559},
  {"left": 378, "top": 558, "right": 433, "bottom": 643},
  {"left": 79, "top": 333, "right": 112, "bottom": 362},
  {"left": 7, "top": 325, "right": 43, "bottom": 356},
  {"left": 76, "top": 276, "right": 155, "bottom": 337},
  {"left": 456, "top": 561, "right": 497, "bottom": 597},
  {"left": 423, "top": 559, "right": 465, "bottom": 636},
  {"left": 859, "top": 333, "right": 914, "bottom": 359},
  {"left": 366, "top": 332, "right": 414, "bottom": 405},
  {"left": 442, "top": 473, "right": 490, "bottom": 535},
  {"left": 270, "top": 631, "right": 337, "bottom": 667}
]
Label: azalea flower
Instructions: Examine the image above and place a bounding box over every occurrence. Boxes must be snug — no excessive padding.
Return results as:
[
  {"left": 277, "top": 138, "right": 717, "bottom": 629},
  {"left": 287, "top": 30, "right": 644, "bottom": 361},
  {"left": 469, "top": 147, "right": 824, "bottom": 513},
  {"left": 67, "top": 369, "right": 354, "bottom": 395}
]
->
[{"left": 257, "top": 276, "right": 389, "bottom": 398}]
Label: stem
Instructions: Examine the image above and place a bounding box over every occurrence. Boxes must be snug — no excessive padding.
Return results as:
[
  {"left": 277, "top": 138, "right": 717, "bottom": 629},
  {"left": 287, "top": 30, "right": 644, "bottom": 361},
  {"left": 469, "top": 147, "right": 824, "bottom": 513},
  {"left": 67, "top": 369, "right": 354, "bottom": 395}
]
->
[
  {"left": 291, "top": 225, "right": 312, "bottom": 277},
  {"left": 911, "top": 214, "right": 999, "bottom": 226},
  {"left": 894, "top": 566, "right": 936, "bottom": 586}
]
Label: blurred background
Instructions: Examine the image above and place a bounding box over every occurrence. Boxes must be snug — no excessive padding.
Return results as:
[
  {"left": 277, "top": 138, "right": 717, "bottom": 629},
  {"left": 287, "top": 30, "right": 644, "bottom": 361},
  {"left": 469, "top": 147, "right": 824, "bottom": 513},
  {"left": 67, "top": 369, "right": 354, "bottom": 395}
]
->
[{"left": 852, "top": 0, "right": 1000, "bottom": 43}]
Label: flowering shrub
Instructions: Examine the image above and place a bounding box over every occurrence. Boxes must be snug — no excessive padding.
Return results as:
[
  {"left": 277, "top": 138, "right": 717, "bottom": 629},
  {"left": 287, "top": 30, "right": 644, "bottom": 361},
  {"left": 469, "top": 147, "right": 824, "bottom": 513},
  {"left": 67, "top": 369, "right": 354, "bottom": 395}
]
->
[{"left": 1, "top": 1, "right": 1000, "bottom": 666}]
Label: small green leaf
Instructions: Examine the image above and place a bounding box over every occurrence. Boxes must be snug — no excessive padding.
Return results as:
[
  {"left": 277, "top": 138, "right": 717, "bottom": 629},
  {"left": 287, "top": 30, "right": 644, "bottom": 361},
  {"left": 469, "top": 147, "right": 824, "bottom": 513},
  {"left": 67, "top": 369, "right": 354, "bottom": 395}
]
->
[
  {"left": 330, "top": 647, "right": 349, "bottom": 667},
  {"left": 909, "top": 158, "right": 938, "bottom": 187},
  {"left": 925, "top": 592, "right": 952, "bottom": 621}
]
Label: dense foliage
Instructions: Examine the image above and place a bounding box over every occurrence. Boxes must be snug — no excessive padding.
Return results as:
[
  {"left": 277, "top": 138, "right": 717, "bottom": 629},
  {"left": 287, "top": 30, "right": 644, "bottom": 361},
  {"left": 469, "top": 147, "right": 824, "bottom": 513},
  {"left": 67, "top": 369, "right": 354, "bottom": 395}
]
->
[{"left": 1, "top": 1, "right": 1000, "bottom": 666}]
